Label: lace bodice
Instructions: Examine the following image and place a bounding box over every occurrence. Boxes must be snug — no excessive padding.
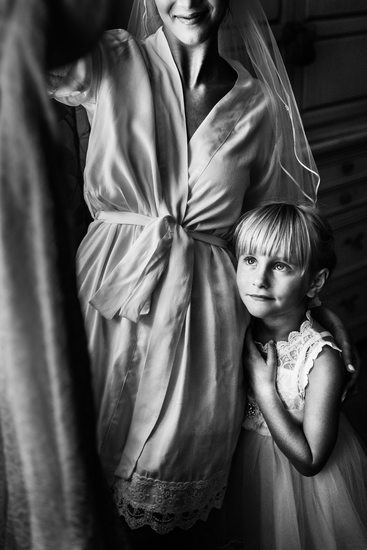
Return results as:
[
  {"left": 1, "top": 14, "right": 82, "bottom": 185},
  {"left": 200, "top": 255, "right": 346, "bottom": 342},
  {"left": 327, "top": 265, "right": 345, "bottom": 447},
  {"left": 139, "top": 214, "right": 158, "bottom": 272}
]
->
[{"left": 243, "top": 314, "right": 341, "bottom": 436}]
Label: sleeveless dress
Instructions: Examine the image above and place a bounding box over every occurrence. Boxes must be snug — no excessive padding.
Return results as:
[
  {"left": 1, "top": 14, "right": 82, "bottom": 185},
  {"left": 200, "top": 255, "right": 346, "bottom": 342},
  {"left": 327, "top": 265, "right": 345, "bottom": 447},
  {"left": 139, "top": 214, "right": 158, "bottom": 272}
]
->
[
  {"left": 217, "top": 315, "right": 367, "bottom": 549},
  {"left": 50, "top": 27, "right": 307, "bottom": 532}
]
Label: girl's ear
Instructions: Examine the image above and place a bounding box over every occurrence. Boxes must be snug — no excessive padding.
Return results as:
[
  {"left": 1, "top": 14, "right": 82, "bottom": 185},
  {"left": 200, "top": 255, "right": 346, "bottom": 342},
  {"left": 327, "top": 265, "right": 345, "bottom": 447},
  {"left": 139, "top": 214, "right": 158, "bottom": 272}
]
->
[{"left": 306, "top": 268, "right": 329, "bottom": 299}]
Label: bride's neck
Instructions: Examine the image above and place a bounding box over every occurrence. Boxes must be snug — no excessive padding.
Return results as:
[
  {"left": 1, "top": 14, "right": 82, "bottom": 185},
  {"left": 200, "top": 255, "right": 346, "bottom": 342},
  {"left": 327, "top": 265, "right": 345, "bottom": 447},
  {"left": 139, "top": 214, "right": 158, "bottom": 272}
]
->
[{"left": 163, "top": 29, "right": 222, "bottom": 89}]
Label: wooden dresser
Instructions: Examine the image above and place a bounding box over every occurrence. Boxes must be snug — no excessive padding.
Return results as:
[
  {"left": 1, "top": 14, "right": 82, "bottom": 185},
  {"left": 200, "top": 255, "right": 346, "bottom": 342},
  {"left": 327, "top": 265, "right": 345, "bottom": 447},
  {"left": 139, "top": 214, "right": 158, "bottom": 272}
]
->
[{"left": 263, "top": 0, "right": 367, "bottom": 345}]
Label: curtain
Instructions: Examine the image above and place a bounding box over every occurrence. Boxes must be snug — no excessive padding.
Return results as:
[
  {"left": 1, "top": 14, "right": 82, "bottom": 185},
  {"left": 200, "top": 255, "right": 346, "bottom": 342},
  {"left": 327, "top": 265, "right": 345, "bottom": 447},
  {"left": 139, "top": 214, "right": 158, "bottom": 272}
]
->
[{"left": 0, "top": 0, "right": 128, "bottom": 547}]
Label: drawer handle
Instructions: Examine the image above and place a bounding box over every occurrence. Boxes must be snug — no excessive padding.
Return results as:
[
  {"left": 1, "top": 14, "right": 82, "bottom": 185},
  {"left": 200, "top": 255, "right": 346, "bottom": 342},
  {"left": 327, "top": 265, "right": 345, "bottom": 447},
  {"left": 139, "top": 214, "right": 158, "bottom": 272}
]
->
[
  {"left": 341, "top": 161, "right": 355, "bottom": 175},
  {"left": 339, "top": 191, "right": 352, "bottom": 205},
  {"left": 344, "top": 233, "right": 364, "bottom": 251}
]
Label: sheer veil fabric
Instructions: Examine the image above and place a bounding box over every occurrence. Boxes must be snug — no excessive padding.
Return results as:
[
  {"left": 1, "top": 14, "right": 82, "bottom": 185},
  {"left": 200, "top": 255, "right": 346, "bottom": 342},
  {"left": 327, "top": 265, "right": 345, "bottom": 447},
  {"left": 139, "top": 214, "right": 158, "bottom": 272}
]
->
[{"left": 128, "top": 0, "right": 319, "bottom": 205}]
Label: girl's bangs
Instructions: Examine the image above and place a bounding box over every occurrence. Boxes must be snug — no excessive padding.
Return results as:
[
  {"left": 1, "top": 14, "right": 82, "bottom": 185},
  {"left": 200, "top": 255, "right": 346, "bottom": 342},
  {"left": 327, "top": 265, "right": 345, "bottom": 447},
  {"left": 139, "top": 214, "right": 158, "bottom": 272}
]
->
[{"left": 235, "top": 207, "right": 311, "bottom": 272}]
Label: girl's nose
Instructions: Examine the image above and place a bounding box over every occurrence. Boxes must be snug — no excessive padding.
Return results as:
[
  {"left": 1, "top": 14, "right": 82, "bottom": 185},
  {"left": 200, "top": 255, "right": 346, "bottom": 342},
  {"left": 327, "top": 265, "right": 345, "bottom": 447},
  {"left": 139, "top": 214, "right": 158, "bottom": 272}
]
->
[{"left": 252, "top": 267, "right": 269, "bottom": 288}]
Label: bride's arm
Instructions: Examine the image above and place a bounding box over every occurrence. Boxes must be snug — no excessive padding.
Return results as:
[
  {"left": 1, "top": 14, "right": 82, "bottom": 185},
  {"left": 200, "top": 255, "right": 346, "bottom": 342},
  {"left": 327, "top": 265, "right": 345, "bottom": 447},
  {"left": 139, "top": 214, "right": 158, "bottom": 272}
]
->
[
  {"left": 311, "top": 305, "right": 359, "bottom": 400},
  {"left": 48, "top": 28, "right": 129, "bottom": 107}
]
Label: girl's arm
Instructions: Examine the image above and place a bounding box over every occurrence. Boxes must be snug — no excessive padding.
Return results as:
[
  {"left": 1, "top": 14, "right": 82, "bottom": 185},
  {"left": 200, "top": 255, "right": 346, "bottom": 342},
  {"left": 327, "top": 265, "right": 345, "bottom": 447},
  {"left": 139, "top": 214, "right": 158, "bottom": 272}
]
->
[{"left": 244, "top": 331, "right": 346, "bottom": 476}]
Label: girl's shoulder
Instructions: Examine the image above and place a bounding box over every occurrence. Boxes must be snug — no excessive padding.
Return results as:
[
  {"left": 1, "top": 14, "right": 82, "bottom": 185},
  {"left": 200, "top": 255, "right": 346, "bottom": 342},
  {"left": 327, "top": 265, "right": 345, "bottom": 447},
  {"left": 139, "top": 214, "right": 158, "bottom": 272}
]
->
[
  {"left": 296, "top": 315, "right": 345, "bottom": 397},
  {"left": 306, "top": 317, "right": 343, "bottom": 365},
  {"left": 275, "top": 313, "right": 338, "bottom": 359}
]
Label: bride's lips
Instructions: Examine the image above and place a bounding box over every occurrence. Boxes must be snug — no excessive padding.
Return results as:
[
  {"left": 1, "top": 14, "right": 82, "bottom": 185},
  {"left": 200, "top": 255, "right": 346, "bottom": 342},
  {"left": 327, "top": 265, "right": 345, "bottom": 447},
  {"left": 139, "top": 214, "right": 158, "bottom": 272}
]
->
[{"left": 174, "top": 11, "right": 209, "bottom": 25}]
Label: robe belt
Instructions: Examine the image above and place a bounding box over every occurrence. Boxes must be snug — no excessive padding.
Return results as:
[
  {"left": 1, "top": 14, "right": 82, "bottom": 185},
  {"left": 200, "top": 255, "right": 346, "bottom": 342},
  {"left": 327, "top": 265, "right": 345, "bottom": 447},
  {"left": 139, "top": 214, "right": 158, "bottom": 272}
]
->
[{"left": 89, "top": 210, "right": 228, "bottom": 323}]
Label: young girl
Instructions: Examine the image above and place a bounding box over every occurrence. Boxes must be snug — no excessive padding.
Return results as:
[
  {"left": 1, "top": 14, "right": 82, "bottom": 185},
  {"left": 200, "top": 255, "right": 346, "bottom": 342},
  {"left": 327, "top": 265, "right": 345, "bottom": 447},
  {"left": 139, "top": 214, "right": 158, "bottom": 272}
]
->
[{"left": 218, "top": 202, "right": 367, "bottom": 549}]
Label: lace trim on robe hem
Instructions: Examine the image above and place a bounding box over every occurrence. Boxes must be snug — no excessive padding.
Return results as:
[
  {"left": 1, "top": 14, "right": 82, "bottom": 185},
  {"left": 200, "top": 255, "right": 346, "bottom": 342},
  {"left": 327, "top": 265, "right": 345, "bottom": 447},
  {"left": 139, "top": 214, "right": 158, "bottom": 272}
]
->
[{"left": 111, "top": 470, "right": 227, "bottom": 534}]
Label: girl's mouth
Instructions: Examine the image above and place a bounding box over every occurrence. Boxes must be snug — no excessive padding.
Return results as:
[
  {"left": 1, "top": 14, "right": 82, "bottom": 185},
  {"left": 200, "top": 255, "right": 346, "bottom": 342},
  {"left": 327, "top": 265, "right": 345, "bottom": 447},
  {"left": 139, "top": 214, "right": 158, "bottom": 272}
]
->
[{"left": 248, "top": 294, "right": 273, "bottom": 302}]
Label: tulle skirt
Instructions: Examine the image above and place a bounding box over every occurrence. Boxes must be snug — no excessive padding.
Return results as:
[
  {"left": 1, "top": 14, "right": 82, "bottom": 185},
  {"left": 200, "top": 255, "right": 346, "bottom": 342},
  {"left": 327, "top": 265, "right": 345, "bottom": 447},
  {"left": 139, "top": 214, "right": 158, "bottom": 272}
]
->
[{"left": 214, "top": 414, "right": 367, "bottom": 550}]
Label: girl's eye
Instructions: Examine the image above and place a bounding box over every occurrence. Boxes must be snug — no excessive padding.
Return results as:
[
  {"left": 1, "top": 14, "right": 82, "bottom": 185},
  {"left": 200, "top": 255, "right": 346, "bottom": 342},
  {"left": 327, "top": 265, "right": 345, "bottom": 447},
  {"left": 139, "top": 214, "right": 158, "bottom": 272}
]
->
[
  {"left": 273, "top": 262, "right": 290, "bottom": 271},
  {"left": 242, "top": 256, "right": 257, "bottom": 265}
]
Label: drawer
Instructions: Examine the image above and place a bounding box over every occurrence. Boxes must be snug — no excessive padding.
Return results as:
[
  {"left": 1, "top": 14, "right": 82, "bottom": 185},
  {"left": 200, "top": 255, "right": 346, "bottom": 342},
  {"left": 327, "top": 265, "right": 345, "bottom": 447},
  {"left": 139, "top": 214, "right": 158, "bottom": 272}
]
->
[
  {"left": 307, "top": 1, "right": 367, "bottom": 18},
  {"left": 301, "top": 34, "right": 367, "bottom": 111},
  {"left": 318, "top": 177, "right": 367, "bottom": 217},
  {"left": 317, "top": 148, "right": 367, "bottom": 191},
  {"left": 331, "top": 208, "right": 367, "bottom": 275},
  {"left": 321, "top": 265, "right": 367, "bottom": 341}
]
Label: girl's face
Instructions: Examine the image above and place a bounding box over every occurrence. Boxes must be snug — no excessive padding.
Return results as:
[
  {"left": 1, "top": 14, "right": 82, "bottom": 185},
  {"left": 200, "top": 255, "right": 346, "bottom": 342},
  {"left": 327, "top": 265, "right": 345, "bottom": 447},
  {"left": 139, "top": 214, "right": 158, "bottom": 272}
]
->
[
  {"left": 236, "top": 251, "right": 311, "bottom": 322},
  {"left": 154, "top": 0, "right": 228, "bottom": 46}
]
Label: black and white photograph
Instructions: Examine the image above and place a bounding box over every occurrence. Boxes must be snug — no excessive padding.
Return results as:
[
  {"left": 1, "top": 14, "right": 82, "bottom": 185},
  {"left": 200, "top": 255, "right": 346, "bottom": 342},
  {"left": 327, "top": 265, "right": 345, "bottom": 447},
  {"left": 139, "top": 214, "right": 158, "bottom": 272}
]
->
[{"left": 1, "top": 1, "right": 367, "bottom": 548}]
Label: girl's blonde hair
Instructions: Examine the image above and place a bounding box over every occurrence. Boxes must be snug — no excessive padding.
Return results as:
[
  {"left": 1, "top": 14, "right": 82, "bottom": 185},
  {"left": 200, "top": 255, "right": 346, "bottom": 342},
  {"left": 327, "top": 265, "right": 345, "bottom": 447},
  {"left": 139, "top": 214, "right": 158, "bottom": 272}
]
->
[{"left": 234, "top": 202, "right": 336, "bottom": 276}]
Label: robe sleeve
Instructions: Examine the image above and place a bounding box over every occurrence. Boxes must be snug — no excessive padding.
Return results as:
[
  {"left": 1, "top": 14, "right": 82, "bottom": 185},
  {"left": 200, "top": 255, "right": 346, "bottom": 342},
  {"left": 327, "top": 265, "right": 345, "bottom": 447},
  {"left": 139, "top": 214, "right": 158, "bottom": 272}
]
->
[
  {"left": 48, "top": 29, "right": 132, "bottom": 108},
  {"left": 48, "top": 56, "right": 98, "bottom": 106}
]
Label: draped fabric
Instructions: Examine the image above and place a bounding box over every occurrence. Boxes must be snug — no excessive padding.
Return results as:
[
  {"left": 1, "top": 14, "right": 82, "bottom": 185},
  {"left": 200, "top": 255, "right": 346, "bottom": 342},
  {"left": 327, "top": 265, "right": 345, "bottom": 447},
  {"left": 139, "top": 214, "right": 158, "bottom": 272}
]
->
[{"left": 0, "top": 0, "right": 129, "bottom": 548}]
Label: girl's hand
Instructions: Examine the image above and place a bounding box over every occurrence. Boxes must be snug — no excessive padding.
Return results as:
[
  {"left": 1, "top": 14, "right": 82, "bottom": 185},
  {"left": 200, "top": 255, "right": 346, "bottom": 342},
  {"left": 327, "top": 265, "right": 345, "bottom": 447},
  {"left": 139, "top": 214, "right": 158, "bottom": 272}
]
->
[
  {"left": 311, "top": 305, "right": 359, "bottom": 400},
  {"left": 243, "top": 328, "right": 278, "bottom": 398}
]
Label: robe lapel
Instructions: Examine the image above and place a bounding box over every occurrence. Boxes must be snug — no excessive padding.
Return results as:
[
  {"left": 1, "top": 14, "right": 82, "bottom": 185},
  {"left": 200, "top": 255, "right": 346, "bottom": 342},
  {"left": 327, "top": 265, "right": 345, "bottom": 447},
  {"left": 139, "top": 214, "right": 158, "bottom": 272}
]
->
[{"left": 188, "top": 62, "right": 254, "bottom": 189}]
